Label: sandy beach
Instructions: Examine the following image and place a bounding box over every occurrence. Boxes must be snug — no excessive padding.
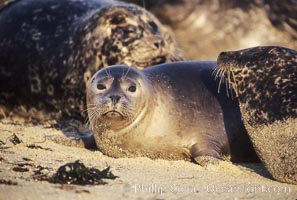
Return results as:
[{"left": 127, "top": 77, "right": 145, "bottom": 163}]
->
[{"left": 0, "top": 120, "right": 296, "bottom": 200}]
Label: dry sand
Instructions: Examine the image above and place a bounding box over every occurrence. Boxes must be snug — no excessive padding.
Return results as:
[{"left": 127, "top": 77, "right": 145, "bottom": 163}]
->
[{"left": 0, "top": 120, "right": 296, "bottom": 200}]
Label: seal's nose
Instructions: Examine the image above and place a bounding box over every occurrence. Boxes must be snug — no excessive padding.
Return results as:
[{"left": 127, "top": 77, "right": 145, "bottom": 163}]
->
[{"left": 109, "top": 95, "right": 121, "bottom": 104}]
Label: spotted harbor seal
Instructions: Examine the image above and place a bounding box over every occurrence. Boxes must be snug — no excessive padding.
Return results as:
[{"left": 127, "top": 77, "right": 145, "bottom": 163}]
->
[
  {"left": 217, "top": 46, "right": 297, "bottom": 184},
  {"left": 87, "top": 61, "right": 259, "bottom": 163},
  {"left": 0, "top": 0, "right": 182, "bottom": 123}
]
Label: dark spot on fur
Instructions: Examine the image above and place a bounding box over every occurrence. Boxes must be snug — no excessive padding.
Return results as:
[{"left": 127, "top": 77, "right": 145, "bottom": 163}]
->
[
  {"left": 110, "top": 15, "right": 125, "bottom": 25},
  {"left": 255, "top": 84, "right": 264, "bottom": 91},
  {"left": 107, "top": 57, "right": 118, "bottom": 65},
  {"left": 242, "top": 69, "right": 248, "bottom": 75},
  {"left": 237, "top": 76, "right": 243, "bottom": 82},
  {"left": 123, "top": 28, "right": 135, "bottom": 38},
  {"left": 111, "top": 45, "right": 119, "bottom": 52},
  {"left": 68, "top": 98, "right": 75, "bottom": 108},
  {"left": 148, "top": 21, "right": 158, "bottom": 33},
  {"left": 246, "top": 62, "right": 254, "bottom": 68},
  {"left": 249, "top": 100, "right": 259, "bottom": 108}
]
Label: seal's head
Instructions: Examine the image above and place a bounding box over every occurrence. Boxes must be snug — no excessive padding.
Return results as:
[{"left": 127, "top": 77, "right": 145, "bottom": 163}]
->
[
  {"left": 216, "top": 46, "right": 297, "bottom": 95},
  {"left": 216, "top": 46, "right": 297, "bottom": 124},
  {"left": 87, "top": 65, "right": 151, "bottom": 131},
  {"left": 80, "top": 4, "right": 183, "bottom": 70}
]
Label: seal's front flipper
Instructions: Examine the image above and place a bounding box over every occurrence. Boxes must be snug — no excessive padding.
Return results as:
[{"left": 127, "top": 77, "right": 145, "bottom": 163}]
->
[
  {"left": 48, "top": 132, "right": 97, "bottom": 149},
  {"left": 80, "top": 133, "right": 97, "bottom": 149}
]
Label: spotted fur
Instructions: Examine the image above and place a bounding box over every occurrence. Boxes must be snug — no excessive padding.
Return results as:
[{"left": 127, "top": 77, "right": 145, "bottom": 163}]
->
[
  {"left": 216, "top": 46, "right": 297, "bottom": 184},
  {"left": 0, "top": 0, "right": 183, "bottom": 122},
  {"left": 216, "top": 46, "right": 297, "bottom": 126}
]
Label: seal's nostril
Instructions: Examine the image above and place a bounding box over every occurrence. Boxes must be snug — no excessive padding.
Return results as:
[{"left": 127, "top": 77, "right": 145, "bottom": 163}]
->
[
  {"left": 109, "top": 95, "right": 121, "bottom": 104},
  {"left": 153, "top": 42, "right": 160, "bottom": 48}
]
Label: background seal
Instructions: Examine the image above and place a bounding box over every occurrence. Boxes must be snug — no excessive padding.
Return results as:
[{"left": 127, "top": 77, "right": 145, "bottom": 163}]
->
[
  {"left": 217, "top": 46, "right": 297, "bottom": 184},
  {"left": 0, "top": 0, "right": 182, "bottom": 124}
]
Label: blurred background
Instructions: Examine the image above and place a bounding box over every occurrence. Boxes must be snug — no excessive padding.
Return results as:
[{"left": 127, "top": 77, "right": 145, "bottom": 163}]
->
[{"left": 122, "top": 0, "right": 297, "bottom": 60}]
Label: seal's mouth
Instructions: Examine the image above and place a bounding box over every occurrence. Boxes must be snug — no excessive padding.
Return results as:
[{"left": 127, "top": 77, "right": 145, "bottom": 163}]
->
[{"left": 102, "top": 110, "right": 124, "bottom": 120}]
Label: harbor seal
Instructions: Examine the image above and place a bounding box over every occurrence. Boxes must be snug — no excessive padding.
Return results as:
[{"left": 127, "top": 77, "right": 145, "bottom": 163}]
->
[
  {"left": 87, "top": 61, "right": 259, "bottom": 163},
  {"left": 217, "top": 46, "right": 297, "bottom": 184},
  {"left": 0, "top": 0, "right": 182, "bottom": 123}
]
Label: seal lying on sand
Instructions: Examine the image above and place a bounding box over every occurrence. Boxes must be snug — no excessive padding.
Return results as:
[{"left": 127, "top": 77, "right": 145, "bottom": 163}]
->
[
  {"left": 87, "top": 61, "right": 258, "bottom": 163},
  {"left": 217, "top": 46, "right": 297, "bottom": 184},
  {"left": 0, "top": 0, "right": 182, "bottom": 123}
]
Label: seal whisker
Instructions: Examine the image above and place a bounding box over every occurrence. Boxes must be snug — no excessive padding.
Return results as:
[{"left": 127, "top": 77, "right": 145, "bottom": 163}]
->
[
  {"left": 121, "top": 69, "right": 125, "bottom": 79},
  {"left": 217, "top": 69, "right": 225, "bottom": 93},
  {"left": 227, "top": 69, "right": 235, "bottom": 100},
  {"left": 86, "top": 108, "right": 98, "bottom": 120},
  {"left": 224, "top": 68, "right": 232, "bottom": 98},
  {"left": 108, "top": 69, "right": 113, "bottom": 80},
  {"left": 227, "top": 68, "right": 231, "bottom": 89},
  {"left": 87, "top": 108, "right": 101, "bottom": 127},
  {"left": 212, "top": 67, "right": 216, "bottom": 77},
  {"left": 211, "top": 67, "right": 217, "bottom": 80},
  {"left": 212, "top": 67, "right": 219, "bottom": 80},
  {"left": 215, "top": 69, "right": 221, "bottom": 80},
  {"left": 105, "top": 70, "right": 110, "bottom": 79},
  {"left": 84, "top": 117, "right": 91, "bottom": 128},
  {"left": 217, "top": 68, "right": 222, "bottom": 79},
  {"left": 230, "top": 69, "right": 238, "bottom": 97},
  {"left": 226, "top": 68, "right": 233, "bottom": 97},
  {"left": 105, "top": 69, "right": 112, "bottom": 80},
  {"left": 225, "top": 78, "right": 229, "bottom": 98},
  {"left": 104, "top": 70, "right": 109, "bottom": 79},
  {"left": 81, "top": 105, "right": 98, "bottom": 115},
  {"left": 123, "top": 66, "right": 131, "bottom": 80}
]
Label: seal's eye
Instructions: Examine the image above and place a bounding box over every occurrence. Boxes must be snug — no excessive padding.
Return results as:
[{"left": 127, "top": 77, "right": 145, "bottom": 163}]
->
[
  {"left": 128, "top": 85, "right": 136, "bottom": 93},
  {"left": 97, "top": 83, "right": 106, "bottom": 90}
]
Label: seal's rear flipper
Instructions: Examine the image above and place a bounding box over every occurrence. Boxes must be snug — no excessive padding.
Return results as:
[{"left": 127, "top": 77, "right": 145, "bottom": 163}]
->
[
  {"left": 190, "top": 143, "right": 224, "bottom": 166},
  {"left": 194, "top": 156, "right": 221, "bottom": 166}
]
